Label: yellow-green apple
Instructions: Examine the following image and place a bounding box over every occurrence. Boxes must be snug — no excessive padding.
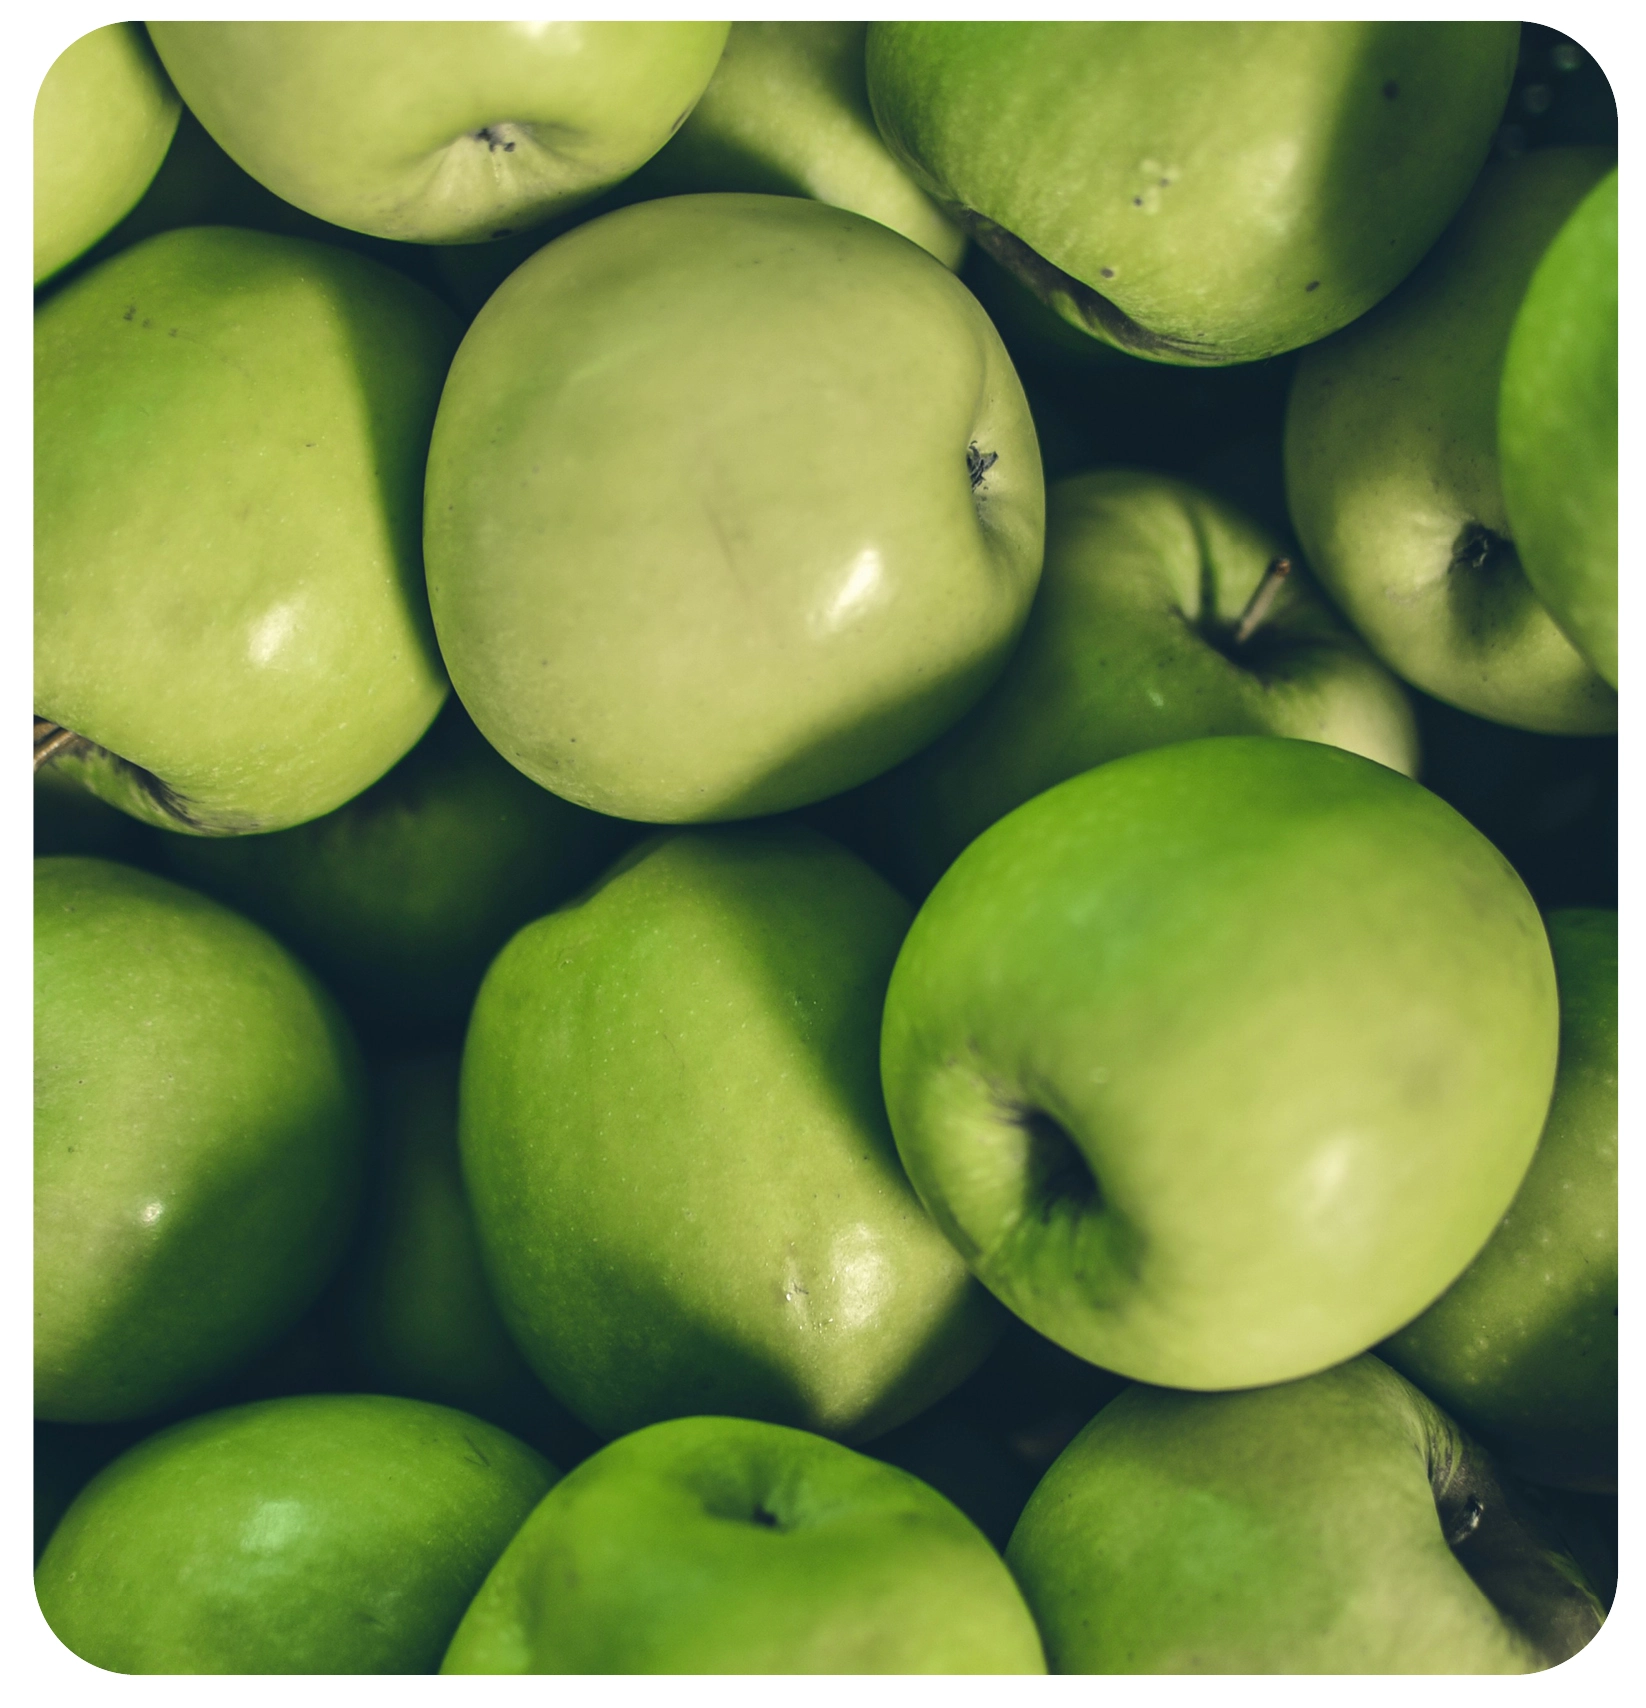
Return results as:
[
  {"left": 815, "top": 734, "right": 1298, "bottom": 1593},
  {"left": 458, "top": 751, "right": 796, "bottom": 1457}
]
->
[
  {"left": 442, "top": 1415, "right": 1044, "bottom": 1673},
  {"left": 35, "top": 1394, "right": 553, "bottom": 1674},
  {"left": 35, "top": 226, "right": 456, "bottom": 835},
  {"left": 1285, "top": 147, "right": 1617, "bottom": 733},
  {"left": 33, "top": 24, "right": 179, "bottom": 284},
  {"left": 424, "top": 192, "right": 1043, "bottom": 823},
  {"left": 145, "top": 21, "right": 730, "bottom": 244},
  {"left": 35, "top": 858, "right": 366, "bottom": 1422},
  {"left": 460, "top": 823, "right": 1001, "bottom": 1443},
  {"left": 865, "top": 22, "right": 1519, "bottom": 364},
  {"left": 1383, "top": 908, "right": 1616, "bottom": 1490},
  {"left": 1006, "top": 1355, "right": 1603, "bottom": 1672},
  {"left": 1499, "top": 167, "right": 1618, "bottom": 686},
  {"left": 880, "top": 736, "right": 1558, "bottom": 1391}
]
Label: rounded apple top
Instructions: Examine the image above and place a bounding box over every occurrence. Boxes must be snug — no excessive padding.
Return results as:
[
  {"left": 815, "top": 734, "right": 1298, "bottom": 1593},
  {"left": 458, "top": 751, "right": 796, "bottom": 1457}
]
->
[
  {"left": 145, "top": 21, "right": 732, "bottom": 244},
  {"left": 443, "top": 1414, "right": 1045, "bottom": 1673},
  {"left": 35, "top": 1393, "right": 556, "bottom": 1675},
  {"left": 866, "top": 21, "right": 1519, "bottom": 364},
  {"left": 881, "top": 735, "right": 1558, "bottom": 1392},
  {"left": 424, "top": 192, "right": 1044, "bottom": 822}
]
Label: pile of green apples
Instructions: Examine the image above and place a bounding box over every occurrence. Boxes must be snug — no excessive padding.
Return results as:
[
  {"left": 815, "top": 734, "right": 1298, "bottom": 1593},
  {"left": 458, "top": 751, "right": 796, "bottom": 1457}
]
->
[{"left": 33, "top": 20, "right": 1617, "bottom": 1677}]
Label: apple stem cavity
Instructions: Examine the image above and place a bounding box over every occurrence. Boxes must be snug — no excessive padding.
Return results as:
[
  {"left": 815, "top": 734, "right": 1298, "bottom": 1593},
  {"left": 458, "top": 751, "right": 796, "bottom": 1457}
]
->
[
  {"left": 967, "top": 442, "right": 999, "bottom": 490},
  {"left": 1015, "top": 1106, "right": 1102, "bottom": 1221},
  {"left": 1231, "top": 557, "right": 1293, "bottom": 648}
]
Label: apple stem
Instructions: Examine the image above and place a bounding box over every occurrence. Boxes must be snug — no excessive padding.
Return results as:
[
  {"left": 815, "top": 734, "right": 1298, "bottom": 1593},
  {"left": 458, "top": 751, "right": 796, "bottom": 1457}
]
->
[
  {"left": 1231, "top": 557, "right": 1292, "bottom": 647},
  {"left": 34, "top": 719, "right": 78, "bottom": 771}
]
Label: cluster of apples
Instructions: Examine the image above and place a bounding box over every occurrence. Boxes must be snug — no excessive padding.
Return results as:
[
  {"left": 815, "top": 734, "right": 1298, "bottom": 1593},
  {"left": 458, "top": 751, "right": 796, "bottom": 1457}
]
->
[{"left": 33, "top": 21, "right": 1617, "bottom": 1677}]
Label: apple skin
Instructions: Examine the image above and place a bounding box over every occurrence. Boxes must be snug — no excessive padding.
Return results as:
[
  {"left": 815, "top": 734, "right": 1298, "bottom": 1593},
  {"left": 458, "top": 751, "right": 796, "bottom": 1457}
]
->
[
  {"left": 35, "top": 1394, "right": 554, "bottom": 1674},
  {"left": 442, "top": 1415, "right": 1044, "bottom": 1673},
  {"left": 1285, "top": 147, "right": 1617, "bottom": 734},
  {"left": 880, "top": 736, "right": 1558, "bottom": 1392},
  {"left": 145, "top": 21, "right": 730, "bottom": 245},
  {"left": 33, "top": 24, "right": 179, "bottom": 285},
  {"left": 865, "top": 22, "right": 1518, "bottom": 364},
  {"left": 154, "top": 699, "right": 633, "bottom": 1036},
  {"left": 35, "top": 858, "right": 367, "bottom": 1423},
  {"left": 1382, "top": 908, "right": 1616, "bottom": 1491},
  {"left": 1005, "top": 1354, "right": 1603, "bottom": 1673},
  {"left": 1499, "top": 167, "right": 1617, "bottom": 687},
  {"left": 424, "top": 192, "right": 1044, "bottom": 824},
  {"left": 460, "top": 823, "right": 1002, "bottom": 1444},
  {"left": 35, "top": 225, "right": 458, "bottom": 836},
  {"left": 847, "top": 469, "right": 1419, "bottom": 896}
]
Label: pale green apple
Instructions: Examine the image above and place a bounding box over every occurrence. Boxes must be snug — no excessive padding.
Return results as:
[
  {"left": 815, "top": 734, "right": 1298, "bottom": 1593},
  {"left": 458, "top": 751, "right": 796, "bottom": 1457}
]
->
[
  {"left": 1499, "top": 167, "right": 1618, "bottom": 686},
  {"left": 145, "top": 21, "right": 730, "bottom": 244},
  {"left": 461, "top": 823, "right": 1001, "bottom": 1443},
  {"left": 35, "top": 225, "right": 457, "bottom": 835},
  {"left": 442, "top": 1415, "right": 1044, "bottom": 1673},
  {"left": 34, "top": 24, "right": 179, "bottom": 284},
  {"left": 866, "top": 22, "right": 1518, "bottom": 364},
  {"left": 36, "top": 1394, "right": 554, "bottom": 1674},
  {"left": 881, "top": 736, "right": 1558, "bottom": 1391},
  {"left": 35, "top": 858, "right": 366, "bottom": 1422},
  {"left": 1383, "top": 909, "right": 1616, "bottom": 1491},
  {"left": 1006, "top": 1355, "right": 1603, "bottom": 1672},
  {"left": 425, "top": 193, "right": 1042, "bottom": 822},
  {"left": 852, "top": 469, "right": 1419, "bottom": 895},
  {"left": 1286, "top": 147, "right": 1617, "bottom": 734}
]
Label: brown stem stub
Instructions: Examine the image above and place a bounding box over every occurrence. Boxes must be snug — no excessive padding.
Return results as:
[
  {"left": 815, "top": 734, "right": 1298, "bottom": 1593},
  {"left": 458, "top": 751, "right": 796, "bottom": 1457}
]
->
[
  {"left": 1232, "top": 557, "right": 1293, "bottom": 648},
  {"left": 34, "top": 719, "right": 82, "bottom": 771}
]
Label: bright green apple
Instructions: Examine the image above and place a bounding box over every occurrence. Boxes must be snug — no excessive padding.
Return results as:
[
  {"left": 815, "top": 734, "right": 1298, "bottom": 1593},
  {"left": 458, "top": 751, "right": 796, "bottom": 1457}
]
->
[
  {"left": 865, "top": 22, "right": 1518, "bottom": 364},
  {"left": 442, "top": 1414, "right": 1044, "bottom": 1673},
  {"left": 154, "top": 699, "right": 631, "bottom": 1034},
  {"left": 145, "top": 21, "right": 730, "bottom": 245},
  {"left": 36, "top": 1394, "right": 554, "bottom": 1674},
  {"left": 35, "top": 858, "right": 367, "bottom": 1422},
  {"left": 851, "top": 469, "right": 1419, "bottom": 895},
  {"left": 461, "top": 823, "right": 1001, "bottom": 1443},
  {"left": 1499, "top": 167, "right": 1618, "bottom": 686},
  {"left": 1285, "top": 147, "right": 1617, "bottom": 734},
  {"left": 34, "top": 24, "right": 179, "bottom": 285},
  {"left": 35, "top": 225, "right": 457, "bottom": 835},
  {"left": 424, "top": 192, "right": 1044, "bottom": 823},
  {"left": 1383, "top": 908, "right": 1616, "bottom": 1491},
  {"left": 1006, "top": 1354, "right": 1603, "bottom": 1672},
  {"left": 881, "top": 736, "right": 1558, "bottom": 1391}
]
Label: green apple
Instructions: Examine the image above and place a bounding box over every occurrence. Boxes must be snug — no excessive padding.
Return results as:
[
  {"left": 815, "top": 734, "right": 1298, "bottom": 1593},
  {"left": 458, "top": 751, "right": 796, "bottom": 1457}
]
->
[
  {"left": 424, "top": 192, "right": 1044, "bottom": 823},
  {"left": 461, "top": 823, "right": 1001, "bottom": 1443},
  {"left": 34, "top": 24, "right": 179, "bottom": 284},
  {"left": 154, "top": 699, "right": 632, "bottom": 1035},
  {"left": 36, "top": 1394, "right": 554, "bottom": 1674},
  {"left": 145, "top": 21, "right": 730, "bottom": 244},
  {"left": 1006, "top": 1354, "right": 1603, "bottom": 1672},
  {"left": 881, "top": 736, "right": 1558, "bottom": 1391},
  {"left": 865, "top": 22, "right": 1519, "bottom": 364},
  {"left": 35, "top": 857, "right": 366, "bottom": 1422},
  {"left": 1285, "top": 147, "right": 1617, "bottom": 734},
  {"left": 35, "top": 225, "right": 457, "bottom": 835},
  {"left": 1499, "top": 167, "right": 1618, "bottom": 686},
  {"left": 851, "top": 469, "right": 1419, "bottom": 896},
  {"left": 1383, "top": 908, "right": 1616, "bottom": 1491},
  {"left": 442, "top": 1414, "right": 1044, "bottom": 1673}
]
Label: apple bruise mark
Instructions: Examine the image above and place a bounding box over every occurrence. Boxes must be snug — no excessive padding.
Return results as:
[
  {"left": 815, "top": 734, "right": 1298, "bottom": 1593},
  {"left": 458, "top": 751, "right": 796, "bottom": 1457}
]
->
[{"left": 33, "top": 718, "right": 230, "bottom": 834}]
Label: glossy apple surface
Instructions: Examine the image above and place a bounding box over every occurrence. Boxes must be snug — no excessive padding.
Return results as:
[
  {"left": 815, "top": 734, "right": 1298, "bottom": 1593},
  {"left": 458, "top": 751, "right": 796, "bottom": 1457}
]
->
[
  {"left": 1499, "top": 167, "right": 1617, "bottom": 686},
  {"left": 36, "top": 1394, "right": 554, "bottom": 1674},
  {"left": 866, "top": 22, "right": 1518, "bottom": 364},
  {"left": 881, "top": 736, "right": 1558, "bottom": 1391},
  {"left": 35, "top": 225, "right": 456, "bottom": 835},
  {"left": 1007, "top": 1355, "right": 1603, "bottom": 1672},
  {"left": 35, "top": 858, "right": 367, "bottom": 1422},
  {"left": 1383, "top": 908, "right": 1616, "bottom": 1490},
  {"left": 461, "top": 824, "right": 1000, "bottom": 1442},
  {"left": 145, "top": 21, "right": 730, "bottom": 244},
  {"left": 425, "top": 192, "right": 1043, "bottom": 822},
  {"left": 442, "top": 1415, "right": 1044, "bottom": 1673},
  {"left": 34, "top": 24, "right": 179, "bottom": 284},
  {"left": 1285, "top": 147, "right": 1616, "bottom": 733}
]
